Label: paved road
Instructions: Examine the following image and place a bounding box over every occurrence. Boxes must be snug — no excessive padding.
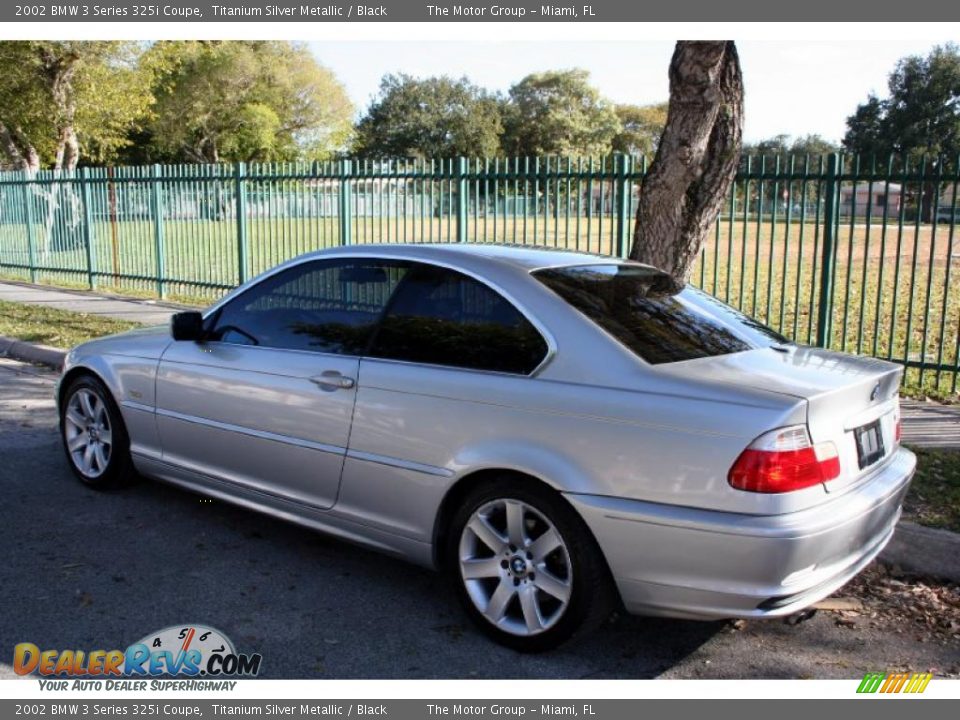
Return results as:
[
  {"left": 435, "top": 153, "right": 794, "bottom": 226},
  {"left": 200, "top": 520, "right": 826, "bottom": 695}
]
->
[{"left": 1, "top": 358, "right": 957, "bottom": 680}]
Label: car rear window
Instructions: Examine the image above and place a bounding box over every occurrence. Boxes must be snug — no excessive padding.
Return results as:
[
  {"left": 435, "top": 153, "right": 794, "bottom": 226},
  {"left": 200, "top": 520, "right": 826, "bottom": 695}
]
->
[{"left": 533, "top": 264, "right": 787, "bottom": 364}]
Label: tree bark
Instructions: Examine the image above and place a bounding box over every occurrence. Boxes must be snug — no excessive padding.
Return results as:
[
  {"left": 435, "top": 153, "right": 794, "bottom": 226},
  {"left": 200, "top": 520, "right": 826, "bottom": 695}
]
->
[
  {"left": 630, "top": 41, "right": 744, "bottom": 282},
  {"left": 0, "top": 122, "right": 41, "bottom": 173},
  {"left": 39, "top": 44, "right": 81, "bottom": 171}
]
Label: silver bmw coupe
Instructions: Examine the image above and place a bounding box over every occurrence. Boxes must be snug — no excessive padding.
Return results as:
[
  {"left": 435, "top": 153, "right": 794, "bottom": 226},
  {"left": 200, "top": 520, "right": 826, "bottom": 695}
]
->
[{"left": 57, "top": 244, "right": 915, "bottom": 651}]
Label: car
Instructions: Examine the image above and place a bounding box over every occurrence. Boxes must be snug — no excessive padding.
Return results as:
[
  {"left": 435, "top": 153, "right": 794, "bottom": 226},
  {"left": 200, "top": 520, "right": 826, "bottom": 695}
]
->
[
  {"left": 935, "top": 206, "right": 960, "bottom": 223},
  {"left": 56, "top": 243, "right": 915, "bottom": 651}
]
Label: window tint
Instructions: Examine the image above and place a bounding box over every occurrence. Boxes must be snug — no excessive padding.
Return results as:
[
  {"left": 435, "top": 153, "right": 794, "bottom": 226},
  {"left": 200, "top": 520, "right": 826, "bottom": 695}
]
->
[
  {"left": 534, "top": 264, "right": 787, "bottom": 365},
  {"left": 209, "top": 259, "right": 410, "bottom": 354},
  {"left": 369, "top": 264, "right": 548, "bottom": 374}
]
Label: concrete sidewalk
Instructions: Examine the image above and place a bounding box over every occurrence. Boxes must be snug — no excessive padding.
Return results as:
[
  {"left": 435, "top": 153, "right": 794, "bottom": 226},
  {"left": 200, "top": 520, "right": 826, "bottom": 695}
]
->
[
  {"left": 901, "top": 401, "right": 960, "bottom": 449},
  {"left": 0, "top": 279, "right": 197, "bottom": 325}
]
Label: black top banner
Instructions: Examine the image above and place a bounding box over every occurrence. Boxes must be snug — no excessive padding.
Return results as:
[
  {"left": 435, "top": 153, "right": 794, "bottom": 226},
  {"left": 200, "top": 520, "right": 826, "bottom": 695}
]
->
[{"left": 5, "top": 0, "right": 960, "bottom": 22}]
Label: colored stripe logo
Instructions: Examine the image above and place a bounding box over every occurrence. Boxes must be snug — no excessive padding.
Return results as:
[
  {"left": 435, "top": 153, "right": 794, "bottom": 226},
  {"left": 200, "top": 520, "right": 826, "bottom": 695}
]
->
[{"left": 857, "top": 672, "right": 932, "bottom": 694}]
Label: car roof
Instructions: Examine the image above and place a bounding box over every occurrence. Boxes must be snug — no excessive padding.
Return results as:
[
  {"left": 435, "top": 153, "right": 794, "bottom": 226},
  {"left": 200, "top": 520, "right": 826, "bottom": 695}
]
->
[{"left": 306, "top": 242, "right": 626, "bottom": 271}]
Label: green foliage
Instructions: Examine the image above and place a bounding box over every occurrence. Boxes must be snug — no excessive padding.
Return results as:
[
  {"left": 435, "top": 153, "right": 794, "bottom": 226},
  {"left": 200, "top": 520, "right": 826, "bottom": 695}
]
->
[
  {"left": 0, "top": 41, "right": 153, "bottom": 169},
  {"left": 789, "top": 134, "right": 841, "bottom": 156},
  {"left": 501, "top": 69, "right": 621, "bottom": 157},
  {"left": 145, "top": 41, "right": 354, "bottom": 163},
  {"left": 353, "top": 74, "right": 503, "bottom": 159},
  {"left": 843, "top": 96, "right": 887, "bottom": 158},
  {"left": 742, "top": 133, "right": 840, "bottom": 158},
  {"left": 844, "top": 43, "right": 960, "bottom": 158},
  {"left": 610, "top": 103, "right": 667, "bottom": 158}
]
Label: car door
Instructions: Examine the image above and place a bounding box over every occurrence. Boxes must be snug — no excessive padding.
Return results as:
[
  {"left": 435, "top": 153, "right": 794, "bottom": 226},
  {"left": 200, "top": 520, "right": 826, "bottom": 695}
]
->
[
  {"left": 336, "top": 262, "right": 550, "bottom": 539},
  {"left": 155, "top": 257, "right": 410, "bottom": 510}
]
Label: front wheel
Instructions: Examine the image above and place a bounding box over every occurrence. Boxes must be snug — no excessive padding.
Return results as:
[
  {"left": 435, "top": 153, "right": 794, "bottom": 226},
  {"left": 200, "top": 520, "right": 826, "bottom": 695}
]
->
[
  {"left": 447, "top": 479, "right": 615, "bottom": 651},
  {"left": 60, "top": 374, "right": 135, "bottom": 489}
]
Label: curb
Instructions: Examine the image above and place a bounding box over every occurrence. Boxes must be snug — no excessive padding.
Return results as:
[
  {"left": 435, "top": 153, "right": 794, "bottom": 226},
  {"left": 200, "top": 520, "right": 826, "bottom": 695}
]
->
[
  {"left": 880, "top": 520, "right": 960, "bottom": 583},
  {"left": 0, "top": 335, "right": 65, "bottom": 370}
]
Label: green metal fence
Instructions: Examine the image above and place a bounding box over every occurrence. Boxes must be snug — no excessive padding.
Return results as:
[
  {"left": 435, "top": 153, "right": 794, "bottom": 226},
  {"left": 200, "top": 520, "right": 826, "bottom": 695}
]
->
[{"left": 0, "top": 153, "right": 958, "bottom": 395}]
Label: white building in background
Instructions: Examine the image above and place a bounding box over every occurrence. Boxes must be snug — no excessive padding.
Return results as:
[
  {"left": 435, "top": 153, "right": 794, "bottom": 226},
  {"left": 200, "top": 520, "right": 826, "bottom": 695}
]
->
[{"left": 838, "top": 182, "right": 902, "bottom": 218}]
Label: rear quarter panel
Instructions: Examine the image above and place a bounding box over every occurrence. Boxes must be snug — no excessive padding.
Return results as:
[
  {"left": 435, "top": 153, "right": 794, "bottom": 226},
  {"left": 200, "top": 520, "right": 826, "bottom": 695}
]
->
[{"left": 341, "top": 358, "right": 814, "bottom": 543}]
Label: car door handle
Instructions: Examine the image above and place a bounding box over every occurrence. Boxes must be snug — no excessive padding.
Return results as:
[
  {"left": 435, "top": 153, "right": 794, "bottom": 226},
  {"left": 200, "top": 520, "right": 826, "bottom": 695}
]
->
[{"left": 309, "top": 371, "right": 356, "bottom": 391}]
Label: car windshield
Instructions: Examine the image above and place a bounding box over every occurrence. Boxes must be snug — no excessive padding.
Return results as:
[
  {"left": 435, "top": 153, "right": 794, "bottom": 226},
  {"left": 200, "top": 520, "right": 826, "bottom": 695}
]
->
[{"left": 533, "top": 263, "right": 788, "bottom": 364}]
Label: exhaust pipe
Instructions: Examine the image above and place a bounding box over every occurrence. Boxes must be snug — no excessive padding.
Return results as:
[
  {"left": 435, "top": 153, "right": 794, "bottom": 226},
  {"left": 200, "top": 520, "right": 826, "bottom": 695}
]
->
[{"left": 784, "top": 607, "right": 817, "bottom": 626}]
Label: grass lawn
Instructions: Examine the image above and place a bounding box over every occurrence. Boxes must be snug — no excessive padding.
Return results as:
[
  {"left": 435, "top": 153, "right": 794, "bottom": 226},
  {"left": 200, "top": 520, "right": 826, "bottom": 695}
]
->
[
  {"left": 903, "top": 447, "right": 960, "bottom": 533},
  {"left": 0, "top": 299, "right": 139, "bottom": 349}
]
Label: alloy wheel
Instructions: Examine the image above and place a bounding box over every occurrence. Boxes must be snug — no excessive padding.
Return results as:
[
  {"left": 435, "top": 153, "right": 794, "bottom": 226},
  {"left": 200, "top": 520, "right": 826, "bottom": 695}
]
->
[
  {"left": 63, "top": 388, "right": 113, "bottom": 478},
  {"left": 458, "top": 498, "right": 573, "bottom": 637}
]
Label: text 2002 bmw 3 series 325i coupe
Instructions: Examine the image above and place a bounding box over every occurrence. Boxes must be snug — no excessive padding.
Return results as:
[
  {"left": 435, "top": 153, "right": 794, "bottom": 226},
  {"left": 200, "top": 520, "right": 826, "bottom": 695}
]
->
[{"left": 57, "top": 244, "right": 914, "bottom": 651}]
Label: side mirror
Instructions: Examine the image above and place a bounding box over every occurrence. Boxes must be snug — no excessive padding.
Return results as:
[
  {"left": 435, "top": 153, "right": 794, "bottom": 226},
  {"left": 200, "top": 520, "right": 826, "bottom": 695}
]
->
[{"left": 171, "top": 311, "right": 205, "bottom": 342}]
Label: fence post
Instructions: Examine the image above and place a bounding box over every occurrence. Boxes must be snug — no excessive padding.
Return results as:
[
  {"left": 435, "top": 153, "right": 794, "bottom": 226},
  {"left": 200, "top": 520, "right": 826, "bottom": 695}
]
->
[
  {"left": 234, "top": 162, "right": 248, "bottom": 285},
  {"left": 150, "top": 165, "right": 166, "bottom": 298},
  {"left": 339, "top": 159, "right": 352, "bottom": 246},
  {"left": 815, "top": 152, "right": 841, "bottom": 348},
  {"left": 614, "top": 154, "right": 630, "bottom": 258},
  {"left": 456, "top": 156, "right": 468, "bottom": 243},
  {"left": 79, "top": 167, "right": 96, "bottom": 290},
  {"left": 22, "top": 174, "right": 37, "bottom": 283}
]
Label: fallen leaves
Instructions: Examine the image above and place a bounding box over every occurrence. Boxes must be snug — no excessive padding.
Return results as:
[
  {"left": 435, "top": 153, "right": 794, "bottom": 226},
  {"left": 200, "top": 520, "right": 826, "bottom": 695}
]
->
[{"left": 839, "top": 563, "right": 960, "bottom": 646}]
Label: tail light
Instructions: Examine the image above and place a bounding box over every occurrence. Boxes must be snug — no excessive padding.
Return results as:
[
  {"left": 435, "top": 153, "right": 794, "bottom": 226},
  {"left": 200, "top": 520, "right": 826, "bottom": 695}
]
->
[
  {"left": 894, "top": 407, "right": 902, "bottom": 444},
  {"left": 729, "top": 425, "right": 840, "bottom": 493}
]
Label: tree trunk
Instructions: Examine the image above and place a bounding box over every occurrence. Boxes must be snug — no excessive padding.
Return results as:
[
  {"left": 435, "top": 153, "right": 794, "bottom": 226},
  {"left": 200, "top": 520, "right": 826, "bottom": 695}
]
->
[
  {"left": 54, "top": 125, "right": 80, "bottom": 171},
  {"left": 630, "top": 41, "right": 744, "bottom": 282},
  {"left": 0, "top": 122, "right": 41, "bottom": 173},
  {"left": 41, "top": 44, "right": 81, "bottom": 172}
]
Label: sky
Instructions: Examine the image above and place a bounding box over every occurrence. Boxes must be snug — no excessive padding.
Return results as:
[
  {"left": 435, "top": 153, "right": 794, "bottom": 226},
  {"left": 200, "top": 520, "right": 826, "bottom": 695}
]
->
[{"left": 308, "top": 39, "right": 954, "bottom": 144}]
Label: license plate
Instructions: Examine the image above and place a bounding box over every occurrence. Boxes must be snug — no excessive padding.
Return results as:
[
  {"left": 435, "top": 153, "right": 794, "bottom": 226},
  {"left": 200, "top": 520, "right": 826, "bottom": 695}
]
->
[{"left": 855, "top": 419, "right": 885, "bottom": 469}]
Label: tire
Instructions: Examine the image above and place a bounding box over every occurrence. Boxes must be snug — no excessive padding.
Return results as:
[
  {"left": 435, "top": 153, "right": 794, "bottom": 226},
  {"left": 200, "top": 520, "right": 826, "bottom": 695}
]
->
[
  {"left": 60, "top": 374, "right": 135, "bottom": 489},
  {"left": 446, "top": 477, "right": 616, "bottom": 652}
]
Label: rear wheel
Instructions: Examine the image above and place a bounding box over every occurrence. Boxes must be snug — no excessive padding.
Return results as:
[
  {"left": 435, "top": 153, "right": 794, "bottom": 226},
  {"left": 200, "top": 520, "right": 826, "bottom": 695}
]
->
[
  {"left": 60, "top": 374, "right": 135, "bottom": 489},
  {"left": 447, "top": 478, "right": 615, "bottom": 651}
]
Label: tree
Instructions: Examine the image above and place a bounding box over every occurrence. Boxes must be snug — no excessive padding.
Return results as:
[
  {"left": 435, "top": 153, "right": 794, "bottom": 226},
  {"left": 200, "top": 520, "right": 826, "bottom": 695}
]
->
[
  {"left": 843, "top": 44, "right": 960, "bottom": 158},
  {"left": 843, "top": 95, "right": 887, "bottom": 158},
  {"left": 742, "top": 133, "right": 789, "bottom": 156},
  {"left": 789, "top": 134, "right": 840, "bottom": 156},
  {"left": 742, "top": 133, "right": 839, "bottom": 158},
  {"left": 354, "top": 74, "right": 503, "bottom": 159},
  {"left": 630, "top": 41, "right": 743, "bottom": 282},
  {"left": 146, "top": 41, "right": 353, "bottom": 163},
  {"left": 0, "top": 41, "right": 152, "bottom": 171},
  {"left": 611, "top": 102, "right": 668, "bottom": 157},
  {"left": 843, "top": 44, "right": 960, "bottom": 220},
  {"left": 501, "top": 69, "right": 621, "bottom": 157}
]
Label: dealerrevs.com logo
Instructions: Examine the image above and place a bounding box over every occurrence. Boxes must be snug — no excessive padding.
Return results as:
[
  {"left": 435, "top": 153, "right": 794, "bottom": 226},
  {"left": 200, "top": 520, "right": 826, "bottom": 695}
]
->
[{"left": 14, "top": 624, "right": 262, "bottom": 689}]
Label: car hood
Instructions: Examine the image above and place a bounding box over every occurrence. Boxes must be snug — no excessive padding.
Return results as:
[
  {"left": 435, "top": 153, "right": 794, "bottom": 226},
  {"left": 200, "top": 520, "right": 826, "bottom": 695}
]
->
[{"left": 71, "top": 324, "right": 173, "bottom": 360}]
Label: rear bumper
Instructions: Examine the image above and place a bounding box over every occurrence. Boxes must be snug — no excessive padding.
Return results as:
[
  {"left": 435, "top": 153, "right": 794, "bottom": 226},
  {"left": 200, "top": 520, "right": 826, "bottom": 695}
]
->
[{"left": 567, "top": 447, "right": 916, "bottom": 620}]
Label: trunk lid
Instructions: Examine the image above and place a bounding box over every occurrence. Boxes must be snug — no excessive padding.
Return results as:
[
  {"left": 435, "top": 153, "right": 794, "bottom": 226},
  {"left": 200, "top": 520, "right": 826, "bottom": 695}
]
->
[{"left": 657, "top": 345, "right": 902, "bottom": 493}]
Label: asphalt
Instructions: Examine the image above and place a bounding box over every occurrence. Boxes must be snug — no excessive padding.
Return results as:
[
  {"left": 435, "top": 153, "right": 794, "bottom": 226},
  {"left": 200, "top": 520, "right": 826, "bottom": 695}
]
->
[{"left": 1, "top": 358, "right": 957, "bottom": 680}]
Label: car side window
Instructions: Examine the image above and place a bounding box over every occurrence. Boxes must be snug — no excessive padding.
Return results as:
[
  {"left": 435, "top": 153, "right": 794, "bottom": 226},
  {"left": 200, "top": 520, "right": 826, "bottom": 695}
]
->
[
  {"left": 209, "top": 259, "right": 410, "bottom": 355},
  {"left": 369, "top": 264, "right": 548, "bottom": 374}
]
